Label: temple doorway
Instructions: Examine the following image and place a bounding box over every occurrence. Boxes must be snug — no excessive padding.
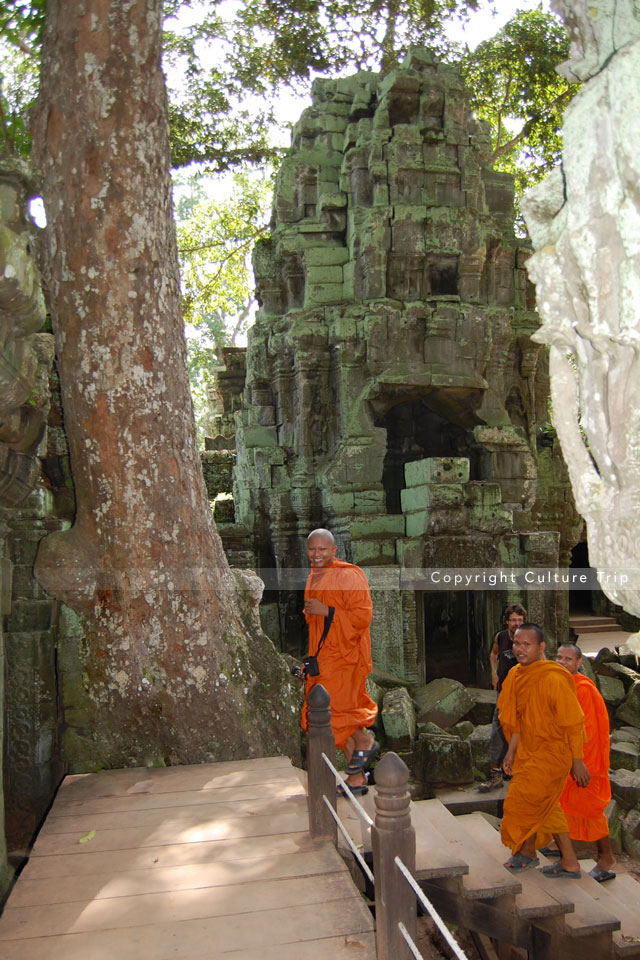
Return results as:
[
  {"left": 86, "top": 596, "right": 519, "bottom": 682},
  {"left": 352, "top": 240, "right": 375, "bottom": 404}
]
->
[
  {"left": 421, "top": 590, "right": 485, "bottom": 685},
  {"left": 569, "top": 540, "right": 598, "bottom": 614}
]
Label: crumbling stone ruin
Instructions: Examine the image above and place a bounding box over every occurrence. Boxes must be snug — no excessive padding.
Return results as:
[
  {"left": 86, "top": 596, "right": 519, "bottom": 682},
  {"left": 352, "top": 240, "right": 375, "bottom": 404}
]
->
[
  {"left": 0, "top": 160, "right": 64, "bottom": 899},
  {"left": 208, "top": 49, "right": 582, "bottom": 680}
]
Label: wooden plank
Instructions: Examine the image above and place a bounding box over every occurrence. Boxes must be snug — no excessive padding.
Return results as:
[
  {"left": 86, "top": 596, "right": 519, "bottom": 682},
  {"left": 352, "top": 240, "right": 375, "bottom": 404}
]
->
[
  {"left": 8, "top": 846, "right": 348, "bottom": 908},
  {"left": 50, "top": 778, "right": 305, "bottom": 817},
  {"left": 31, "top": 808, "right": 310, "bottom": 857},
  {"left": 578, "top": 861, "right": 640, "bottom": 957},
  {"left": 533, "top": 856, "right": 620, "bottom": 939},
  {"left": 458, "top": 813, "right": 574, "bottom": 920},
  {"left": 0, "top": 899, "right": 375, "bottom": 960},
  {"left": 39, "top": 792, "right": 307, "bottom": 836},
  {"left": 20, "top": 831, "right": 319, "bottom": 880},
  {"left": 411, "top": 799, "right": 521, "bottom": 900},
  {"left": 0, "top": 872, "right": 361, "bottom": 940},
  {"left": 55, "top": 757, "right": 296, "bottom": 801}
]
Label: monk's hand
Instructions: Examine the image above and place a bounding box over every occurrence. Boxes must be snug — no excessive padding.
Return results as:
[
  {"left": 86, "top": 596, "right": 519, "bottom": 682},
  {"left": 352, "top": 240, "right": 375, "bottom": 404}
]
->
[
  {"left": 502, "top": 748, "right": 515, "bottom": 777},
  {"left": 304, "top": 598, "right": 329, "bottom": 617},
  {"left": 571, "top": 758, "right": 590, "bottom": 788}
]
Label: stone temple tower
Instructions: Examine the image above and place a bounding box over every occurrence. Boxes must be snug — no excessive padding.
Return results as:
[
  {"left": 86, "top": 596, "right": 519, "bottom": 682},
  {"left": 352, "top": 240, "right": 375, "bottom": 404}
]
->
[{"left": 215, "top": 48, "right": 579, "bottom": 685}]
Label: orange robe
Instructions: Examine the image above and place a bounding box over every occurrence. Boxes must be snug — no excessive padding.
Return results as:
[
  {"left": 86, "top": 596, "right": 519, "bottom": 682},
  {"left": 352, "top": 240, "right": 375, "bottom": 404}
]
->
[
  {"left": 498, "top": 660, "right": 585, "bottom": 853},
  {"left": 560, "top": 674, "right": 611, "bottom": 841},
  {"left": 300, "top": 558, "right": 377, "bottom": 750}
]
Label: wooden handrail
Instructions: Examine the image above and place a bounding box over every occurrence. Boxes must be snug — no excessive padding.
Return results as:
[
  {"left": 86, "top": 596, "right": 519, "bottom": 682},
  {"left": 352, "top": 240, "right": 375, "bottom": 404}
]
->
[
  {"left": 306, "top": 683, "right": 337, "bottom": 841},
  {"left": 372, "top": 752, "right": 418, "bottom": 960}
]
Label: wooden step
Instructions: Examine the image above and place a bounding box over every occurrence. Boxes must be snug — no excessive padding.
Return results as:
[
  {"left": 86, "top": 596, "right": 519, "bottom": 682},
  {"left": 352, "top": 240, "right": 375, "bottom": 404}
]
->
[
  {"left": 410, "top": 799, "right": 521, "bottom": 900},
  {"left": 457, "top": 813, "right": 574, "bottom": 921},
  {"left": 580, "top": 860, "right": 640, "bottom": 957},
  {"left": 534, "top": 852, "right": 621, "bottom": 939},
  {"left": 335, "top": 788, "right": 469, "bottom": 881}
]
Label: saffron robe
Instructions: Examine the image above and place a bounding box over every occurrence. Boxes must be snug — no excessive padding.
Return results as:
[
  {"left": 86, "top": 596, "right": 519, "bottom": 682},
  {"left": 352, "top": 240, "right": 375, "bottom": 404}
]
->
[
  {"left": 498, "top": 660, "right": 586, "bottom": 853},
  {"left": 301, "top": 558, "right": 378, "bottom": 750},
  {"left": 560, "top": 673, "right": 611, "bottom": 841}
]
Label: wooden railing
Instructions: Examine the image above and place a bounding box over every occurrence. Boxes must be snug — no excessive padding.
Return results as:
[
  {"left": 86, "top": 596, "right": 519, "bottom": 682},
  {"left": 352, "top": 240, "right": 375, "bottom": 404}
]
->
[{"left": 306, "top": 683, "right": 467, "bottom": 960}]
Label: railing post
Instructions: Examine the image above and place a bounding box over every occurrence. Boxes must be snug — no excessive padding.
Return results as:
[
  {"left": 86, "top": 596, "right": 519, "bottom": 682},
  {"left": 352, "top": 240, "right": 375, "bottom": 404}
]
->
[
  {"left": 306, "top": 683, "right": 337, "bottom": 841},
  {"left": 371, "top": 751, "right": 417, "bottom": 960}
]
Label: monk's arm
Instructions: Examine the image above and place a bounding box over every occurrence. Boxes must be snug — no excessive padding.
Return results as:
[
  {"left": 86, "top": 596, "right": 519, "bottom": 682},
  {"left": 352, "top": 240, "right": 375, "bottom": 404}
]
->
[
  {"left": 567, "top": 721, "right": 590, "bottom": 786},
  {"left": 502, "top": 732, "right": 519, "bottom": 776}
]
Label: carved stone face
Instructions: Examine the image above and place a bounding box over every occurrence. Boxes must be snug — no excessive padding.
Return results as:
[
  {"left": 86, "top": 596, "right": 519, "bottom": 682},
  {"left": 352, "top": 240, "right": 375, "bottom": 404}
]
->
[{"left": 552, "top": 0, "right": 640, "bottom": 81}]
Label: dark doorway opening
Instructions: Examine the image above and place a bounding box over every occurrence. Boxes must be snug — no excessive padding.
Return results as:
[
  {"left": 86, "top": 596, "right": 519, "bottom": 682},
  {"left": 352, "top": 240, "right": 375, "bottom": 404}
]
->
[
  {"left": 422, "top": 590, "right": 485, "bottom": 685},
  {"left": 376, "top": 401, "right": 484, "bottom": 514},
  {"left": 569, "top": 540, "right": 595, "bottom": 614}
]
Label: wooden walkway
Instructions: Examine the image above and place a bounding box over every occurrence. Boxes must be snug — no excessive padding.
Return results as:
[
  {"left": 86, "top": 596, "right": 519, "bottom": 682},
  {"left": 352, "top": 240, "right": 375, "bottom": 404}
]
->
[{"left": 0, "top": 756, "right": 375, "bottom": 959}]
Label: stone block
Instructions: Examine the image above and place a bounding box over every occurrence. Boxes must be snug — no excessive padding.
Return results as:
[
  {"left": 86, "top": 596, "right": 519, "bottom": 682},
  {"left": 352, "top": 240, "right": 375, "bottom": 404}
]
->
[
  {"left": 621, "top": 808, "right": 640, "bottom": 859},
  {"left": 381, "top": 686, "right": 416, "bottom": 748},
  {"left": 305, "top": 246, "right": 350, "bottom": 266},
  {"left": 405, "top": 457, "right": 470, "bottom": 487},
  {"left": 468, "top": 724, "right": 492, "bottom": 778},
  {"left": 452, "top": 720, "right": 474, "bottom": 740},
  {"left": 413, "top": 677, "right": 474, "bottom": 728},
  {"left": 611, "top": 726, "right": 640, "bottom": 745},
  {"left": 413, "top": 733, "right": 474, "bottom": 785},
  {"left": 6, "top": 599, "right": 53, "bottom": 632},
  {"left": 305, "top": 282, "right": 344, "bottom": 305},
  {"left": 351, "top": 539, "right": 396, "bottom": 565},
  {"left": 242, "top": 426, "right": 278, "bottom": 448},
  {"left": 610, "top": 741, "right": 640, "bottom": 771},
  {"left": 594, "top": 660, "right": 639, "bottom": 690},
  {"left": 305, "top": 265, "right": 343, "bottom": 285},
  {"left": 609, "top": 769, "right": 640, "bottom": 809},
  {"left": 615, "top": 681, "right": 640, "bottom": 728},
  {"left": 596, "top": 674, "right": 626, "bottom": 706},
  {"left": 579, "top": 656, "right": 597, "bottom": 682},
  {"left": 417, "top": 721, "right": 455, "bottom": 738},
  {"left": 366, "top": 676, "right": 384, "bottom": 714},
  {"left": 466, "top": 687, "right": 497, "bottom": 725},
  {"left": 405, "top": 510, "right": 429, "bottom": 538},
  {"left": 349, "top": 515, "right": 406, "bottom": 538},
  {"left": 466, "top": 482, "right": 502, "bottom": 507},
  {"left": 401, "top": 483, "right": 464, "bottom": 513}
]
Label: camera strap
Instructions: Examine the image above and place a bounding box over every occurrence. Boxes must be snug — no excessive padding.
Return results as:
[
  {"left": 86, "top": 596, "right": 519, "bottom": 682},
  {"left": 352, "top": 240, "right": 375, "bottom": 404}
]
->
[{"left": 314, "top": 605, "right": 335, "bottom": 658}]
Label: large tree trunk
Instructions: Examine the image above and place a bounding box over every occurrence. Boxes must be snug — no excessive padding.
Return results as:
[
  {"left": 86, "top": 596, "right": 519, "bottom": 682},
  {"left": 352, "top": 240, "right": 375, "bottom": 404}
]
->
[{"left": 31, "top": 0, "right": 300, "bottom": 767}]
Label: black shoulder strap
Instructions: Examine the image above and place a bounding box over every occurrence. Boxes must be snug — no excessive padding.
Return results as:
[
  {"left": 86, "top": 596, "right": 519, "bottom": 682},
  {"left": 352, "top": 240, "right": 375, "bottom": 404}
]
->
[{"left": 314, "top": 606, "right": 335, "bottom": 657}]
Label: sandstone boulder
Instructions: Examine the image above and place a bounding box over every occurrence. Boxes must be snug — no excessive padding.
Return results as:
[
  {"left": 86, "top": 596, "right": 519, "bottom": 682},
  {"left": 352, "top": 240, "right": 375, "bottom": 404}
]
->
[
  {"left": 609, "top": 769, "right": 640, "bottom": 809},
  {"left": 615, "top": 681, "right": 640, "bottom": 728},
  {"left": 412, "top": 733, "right": 474, "bottom": 786},
  {"left": 381, "top": 686, "right": 416, "bottom": 749},
  {"left": 621, "top": 808, "right": 640, "bottom": 859},
  {"left": 610, "top": 740, "right": 640, "bottom": 772},
  {"left": 596, "top": 675, "right": 626, "bottom": 707},
  {"left": 468, "top": 724, "right": 492, "bottom": 778},
  {"left": 413, "top": 678, "right": 474, "bottom": 729}
]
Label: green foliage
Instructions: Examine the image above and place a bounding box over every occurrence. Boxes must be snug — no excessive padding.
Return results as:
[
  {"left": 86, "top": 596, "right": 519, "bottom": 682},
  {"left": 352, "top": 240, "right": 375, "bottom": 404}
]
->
[
  {"left": 460, "top": 7, "right": 578, "bottom": 203},
  {"left": 174, "top": 167, "right": 272, "bottom": 441},
  {"left": 0, "top": 14, "right": 40, "bottom": 157}
]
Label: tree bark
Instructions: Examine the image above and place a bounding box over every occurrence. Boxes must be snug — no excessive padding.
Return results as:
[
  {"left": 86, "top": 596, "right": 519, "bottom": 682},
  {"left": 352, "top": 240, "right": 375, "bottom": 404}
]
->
[{"left": 31, "top": 0, "right": 300, "bottom": 767}]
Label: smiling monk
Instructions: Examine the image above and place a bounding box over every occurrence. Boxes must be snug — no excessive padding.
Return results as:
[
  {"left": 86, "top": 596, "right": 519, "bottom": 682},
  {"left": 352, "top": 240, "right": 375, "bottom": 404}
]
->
[
  {"left": 300, "top": 529, "right": 378, "bottom": 795},
  {"left": 498, "top": 624, "right": 588, "bottom": 877}
]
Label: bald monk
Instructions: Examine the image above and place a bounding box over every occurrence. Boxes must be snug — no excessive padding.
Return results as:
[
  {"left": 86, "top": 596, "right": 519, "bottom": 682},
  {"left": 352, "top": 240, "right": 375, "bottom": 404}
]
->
[
  {"left": 542, "top": 643, "right": 615, "bottom": 882},
  {"left": 300, "top": 529, "right": 378, "bottom": 795},
  {"left": 499, "top": 624, "right": 588, "bottom": 877}
]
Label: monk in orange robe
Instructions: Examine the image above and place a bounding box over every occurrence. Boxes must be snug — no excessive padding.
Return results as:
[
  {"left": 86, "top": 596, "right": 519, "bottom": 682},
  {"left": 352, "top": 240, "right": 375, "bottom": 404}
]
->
[
  {"left": 301, "top": 529, "right": 378, "bottom": 793},
  {"left": 545, "top": 643, "right": 615, "bottom": 882},
  {"left": 499, "top": 624, "right": 588, "bottom": 877}
]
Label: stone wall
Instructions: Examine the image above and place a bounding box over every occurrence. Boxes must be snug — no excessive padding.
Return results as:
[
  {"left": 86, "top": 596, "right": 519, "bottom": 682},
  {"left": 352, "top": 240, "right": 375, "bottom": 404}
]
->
[
  {"left": 216, "top": 49, "right": 581, "bottom": 677},
  {"left": 0, "top": 161, "right": 65, "bottom": 899}
]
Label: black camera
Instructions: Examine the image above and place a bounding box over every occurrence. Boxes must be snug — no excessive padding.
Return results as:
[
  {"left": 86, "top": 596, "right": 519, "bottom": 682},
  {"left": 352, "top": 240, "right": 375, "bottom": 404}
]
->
[
  {"left": 302, "top": 654, "right": 320, "bottom": 676},
  {"left": 290, "top": 663, "right": 306, "bottom": 679}
]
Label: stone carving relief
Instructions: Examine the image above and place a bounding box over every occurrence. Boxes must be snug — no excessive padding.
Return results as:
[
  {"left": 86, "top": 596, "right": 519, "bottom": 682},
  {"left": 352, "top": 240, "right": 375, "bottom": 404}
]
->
[{"left": 522, "top": 1, "right": 640, "bottom": 623}]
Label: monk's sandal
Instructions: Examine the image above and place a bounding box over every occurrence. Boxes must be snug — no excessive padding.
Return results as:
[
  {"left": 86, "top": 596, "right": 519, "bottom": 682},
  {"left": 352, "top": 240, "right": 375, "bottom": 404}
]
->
[
  {"left": 478, "top": 768, "right": 503, "bottom": 792},
  {"left": 345, "top": 740, "right": 380, "bottom": 776}
]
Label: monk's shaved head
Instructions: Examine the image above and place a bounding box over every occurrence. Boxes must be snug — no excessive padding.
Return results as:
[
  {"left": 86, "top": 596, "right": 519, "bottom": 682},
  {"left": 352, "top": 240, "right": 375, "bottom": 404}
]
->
[
  {"left": 307, "top": 528, "right": 335, "bottom": 544},
  {"left": 556, "top": 642, "right": 583, "bottom": 675}
]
